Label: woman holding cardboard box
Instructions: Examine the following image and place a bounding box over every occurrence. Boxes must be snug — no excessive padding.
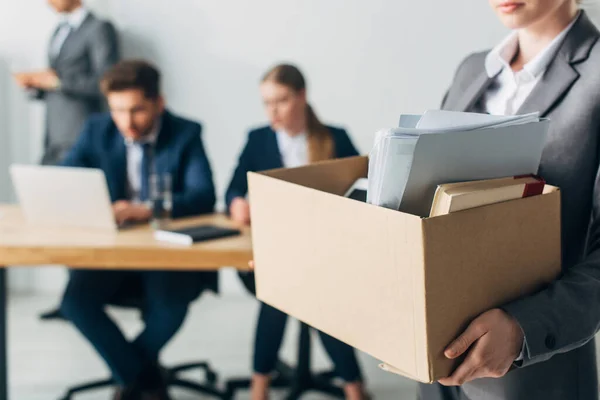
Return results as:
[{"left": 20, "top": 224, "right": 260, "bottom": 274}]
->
[
  {"left": 225, "top": 64, "right": 368, "bottom": 400},
  {"left": 420, "top": 1, "right": 600, "bottom": 399}
]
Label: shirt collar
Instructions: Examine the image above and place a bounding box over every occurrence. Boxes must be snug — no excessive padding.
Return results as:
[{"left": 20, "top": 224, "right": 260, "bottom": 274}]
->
[
  {"left": 276, "top": 130, "right": 307, "bottom": 142},
  {"left": 485, "top": 11, "right": 580, "bottom": 79},
  {"left": 60, "top": 6, "right": 89, "bottom": 30},
  {"left": 125, "top": 117, "right": 162, "bottom": 147}
]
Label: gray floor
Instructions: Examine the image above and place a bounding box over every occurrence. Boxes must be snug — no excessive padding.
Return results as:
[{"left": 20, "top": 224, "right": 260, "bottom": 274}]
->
[{"left": 8, "top": 293, "right": 417, "bottom": 400}]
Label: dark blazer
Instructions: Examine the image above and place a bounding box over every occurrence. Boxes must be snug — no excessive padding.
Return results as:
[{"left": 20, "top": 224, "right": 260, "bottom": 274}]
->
[
  {"left": 225, "top": 125, "right": 359, "bottom": 209},
  {"left": 226, "top": 124, "right": 359, "bottom": 294},
  {"left": 432, "top": 10, "right": 600, "bottom": 400},
  {"left": 38, "top": 12, "right": 120, "bottom": 165},
  {"left": 62, "top": 110, "right": 216, "bottom": 218},
  {"left": 62, "top": 110, "right": 218, "bottom": 291}
]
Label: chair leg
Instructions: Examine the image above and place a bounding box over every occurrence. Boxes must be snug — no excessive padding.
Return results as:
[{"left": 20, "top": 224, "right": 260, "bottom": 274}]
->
[
  {"left": 39, "top": 307, "right": 64, "bottom": 321},
  {"left": 168, "top": 361, "right": 209, "bottom": 373},
  {"left": 168, "top": 377, "right": 229, "bottom": 399},
  {"left": 283, "top": 375, "right": 344, "bottom": 400},
  {"left": 315, "top": 370, "right": 337, "bottom": 381},
  {"left": 294, "top": 323, "right": 312, "bottom": 384},
  {"left": 287, "top": 324, "right": 345, "bottom": 399},
  {"left": 167, "top": 362, "right": 218, "bottom": 384},
  {"left": 58, "top": 377, "right": 116, "bottom": 400},
  {"left": 284, "top": 387, "right": 303, "bottom": 400},
  {"left": 271, "top": 372, "right": 293, "bottom": 389},
  {"left": 225, "top": 377, "right": 252, "bottom": 394},
  {"left": 311, "top": 377, "right": 345, "bottom": 398},
  {"left": 224, "top": 323, "right": 346, "bottom": 399},
  {"left": 274, "top": 360, "right": 295, "bottom": 381},
  {"left": 224, "top": 366, "right": 295, "bottom": 398}
]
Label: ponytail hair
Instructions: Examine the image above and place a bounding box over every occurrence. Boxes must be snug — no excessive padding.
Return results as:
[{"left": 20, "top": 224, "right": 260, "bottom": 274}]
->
[{"left": 262, "top": 64, "right": 334, "bottom": 162}]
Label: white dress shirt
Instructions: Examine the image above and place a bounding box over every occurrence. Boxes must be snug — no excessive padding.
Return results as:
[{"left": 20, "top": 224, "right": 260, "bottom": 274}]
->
[
  {"left": 276, "top": 130, "right": 309, "bottom": 168},
  {"left": 481, "top": 13, "right": 579, "bottom": 115},
  {"left": 125, "top": 120, "right": 161, "bottom": 200},
  {"left": 50, "top": 6, "right": 89, "bottom": 59}
]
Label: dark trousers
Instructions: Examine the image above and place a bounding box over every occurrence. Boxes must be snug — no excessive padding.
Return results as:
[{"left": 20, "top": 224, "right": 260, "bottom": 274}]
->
[
  {"left": 60, "top": 269, "right": 204, "bottom": 386},
  {"left": 253, "top": 302, "right": 363, "bottom": 383},
  {"left": 419, "top": 383, "right": 467, "bottom": 400}
]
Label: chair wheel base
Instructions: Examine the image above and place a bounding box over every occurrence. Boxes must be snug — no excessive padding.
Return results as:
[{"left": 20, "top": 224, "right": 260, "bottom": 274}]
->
[
  {"left": 206, "top": 370, "right": 218, "bottom": 384},
  {"left": 55, "top": 361, "right": 228, "bottom": 400}
]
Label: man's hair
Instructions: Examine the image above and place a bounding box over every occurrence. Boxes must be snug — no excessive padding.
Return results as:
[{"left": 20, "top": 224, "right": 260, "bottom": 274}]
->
[{"left": 100, "top": 60, "right": 161, "bottom": 99}]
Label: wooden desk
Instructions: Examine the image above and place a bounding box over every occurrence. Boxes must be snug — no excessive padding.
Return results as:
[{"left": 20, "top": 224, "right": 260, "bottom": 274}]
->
[
  {"left": 0, "top": 204, "right": 253, "bottom": 400},
  {"left": 0, "top": 205, "right": 252, "bottom": 269}
]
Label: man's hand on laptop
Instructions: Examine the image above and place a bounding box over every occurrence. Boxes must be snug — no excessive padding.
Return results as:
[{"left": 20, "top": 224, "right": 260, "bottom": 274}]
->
[{"left": 112, "top": 201, "right": 152, "bottom": 225}]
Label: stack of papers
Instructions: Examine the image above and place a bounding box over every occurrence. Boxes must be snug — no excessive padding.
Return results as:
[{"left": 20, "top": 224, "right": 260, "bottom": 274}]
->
[{"left": 367, "top": 110, "right": 549, "bottom": 217}]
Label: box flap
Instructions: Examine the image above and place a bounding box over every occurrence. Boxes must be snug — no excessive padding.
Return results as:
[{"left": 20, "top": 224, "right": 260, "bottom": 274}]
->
[{"left": 259, "top": 156, "right": 368, "bottom": 196}]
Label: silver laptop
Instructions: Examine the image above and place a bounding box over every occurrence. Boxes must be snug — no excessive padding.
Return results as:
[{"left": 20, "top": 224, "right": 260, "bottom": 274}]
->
[{"left": 10, "top": 165, "right": 118, "bottom": 231}]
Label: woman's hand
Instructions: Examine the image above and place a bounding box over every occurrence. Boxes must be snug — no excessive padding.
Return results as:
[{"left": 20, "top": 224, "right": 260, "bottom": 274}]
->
[
  {"left": 438, "top": 308, "right": 524, "bottom": 386},
  {"left": 230, "top": 197, "right": 251, "bottom": 225}
]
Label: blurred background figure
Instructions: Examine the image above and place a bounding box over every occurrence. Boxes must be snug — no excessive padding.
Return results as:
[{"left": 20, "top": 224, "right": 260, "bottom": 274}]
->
[
  {"left": 226, "top": 63, "right": 369, "bottom": 400},
  {"left": 13, "top": 0, "right": 120, "bottom": 166},
  {"left": 59, "top": 59, "right": 216, "bottom": 400}
]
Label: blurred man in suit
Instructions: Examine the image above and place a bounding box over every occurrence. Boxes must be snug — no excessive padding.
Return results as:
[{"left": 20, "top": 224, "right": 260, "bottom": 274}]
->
[
  {"left": 13, "top": 0, "right": 120, "bottom": 165},
  {"left": 59, "top": 60, "right": 216, "bottom": 400}
]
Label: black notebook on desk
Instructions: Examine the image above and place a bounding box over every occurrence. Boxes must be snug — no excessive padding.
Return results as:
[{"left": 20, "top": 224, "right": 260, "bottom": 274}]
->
[{"left": 154, "top": 225, "right": 241, "bottom": 246}]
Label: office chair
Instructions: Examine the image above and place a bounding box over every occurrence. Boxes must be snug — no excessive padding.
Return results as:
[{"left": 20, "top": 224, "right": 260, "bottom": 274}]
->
[
  {"left": 39, "top": 307, "right": 62, "bottom": 320},
  {"left": 224, "top": 271, "right": 345, "bottom": 400},
  {"left": 42, "top": 276, "right": 228, "bottom": 400}
]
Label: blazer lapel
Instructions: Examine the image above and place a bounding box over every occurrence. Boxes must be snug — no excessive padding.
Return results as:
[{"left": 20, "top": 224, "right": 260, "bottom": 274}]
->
[
  {"left": 517, "top": 11, "right": 598, "bottom": 116},
  {"left": 48, "top": 25, "right": 63, "bottom": 67},
  {"left": 516, "top": 58, "right": 578, "bottom": 116},
  {"left": 107, "top": 129, "right": 128, "bottom": 201},
  {"left": 152, "top": 111, "right": 172, "bottom": 174},
  {"left": 452, "top": 71, "right": 495, "bottom": 112},
  {"left": 265, "top": 128, "right": 284, "bottom": 169},
  {"left": 52, "top": 13, "right": 94, "bottom": 66}
]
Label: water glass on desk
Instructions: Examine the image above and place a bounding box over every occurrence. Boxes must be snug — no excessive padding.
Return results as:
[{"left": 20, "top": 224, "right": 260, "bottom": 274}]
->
[{"left": 149, "top": 173, "right": 172, "bottom": 229}]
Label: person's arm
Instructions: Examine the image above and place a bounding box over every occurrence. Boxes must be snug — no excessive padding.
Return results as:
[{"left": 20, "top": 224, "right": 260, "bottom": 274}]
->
[
  {"left": 225, "top": 133, "right": 255, "bottom": 211},
  {"left": 171, "top": 125, "right": 216, "bottom": 218},
  {"left": 502, "top": 172, "right": 600, "bottom": 367},
  {"left": 58, "top": 21, "right": 119, "bottom": 98},
  {"left": 29, "top": 88, "right": 46, "bottom": 101},
  {"left": 438, "top": 132, "right": 600, "bottom": 387},
  {"left": 13, "top": 72, "right": 46, "bottom": 100},
  {"left": 59, "top": 119, "right": 94, "bottom": 167}
]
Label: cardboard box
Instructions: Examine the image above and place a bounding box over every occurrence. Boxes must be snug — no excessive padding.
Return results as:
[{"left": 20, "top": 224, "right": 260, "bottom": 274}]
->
[{"left": 248, "top": 156, "right": 561, "bottom": 383}]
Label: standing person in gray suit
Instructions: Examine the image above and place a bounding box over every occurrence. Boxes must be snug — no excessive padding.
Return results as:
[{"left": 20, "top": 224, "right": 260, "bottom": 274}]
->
[
  {"left": 14, "top": 0, "right": 119, "bottom": 165},
  {"left": 419, "top": 1, "right": 600, "bottom": 400}
]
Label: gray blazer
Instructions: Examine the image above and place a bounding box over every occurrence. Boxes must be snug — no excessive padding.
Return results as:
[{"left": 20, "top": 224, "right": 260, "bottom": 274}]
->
[
  {"left": 37, "top": 12, "right": 119, "bottom": 165},
  {"left": 421, "top": 11, "right": 600, "bottom": 400}
]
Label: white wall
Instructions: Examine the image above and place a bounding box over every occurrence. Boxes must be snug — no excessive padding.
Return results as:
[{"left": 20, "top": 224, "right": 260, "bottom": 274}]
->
[
  {"left": 111, "top": 0, "right": 504, "bottom": 189},
  {"left": 1, "top": 1, "right": 598, "bottom": 294},
  {"left": 1, "top": 2, "right": 57, "bottom": 293}
]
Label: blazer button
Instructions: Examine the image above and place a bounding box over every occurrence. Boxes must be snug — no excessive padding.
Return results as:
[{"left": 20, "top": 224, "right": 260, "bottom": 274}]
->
[{"left": 545, "top": 334, "right": 556, "bottom": 350}]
